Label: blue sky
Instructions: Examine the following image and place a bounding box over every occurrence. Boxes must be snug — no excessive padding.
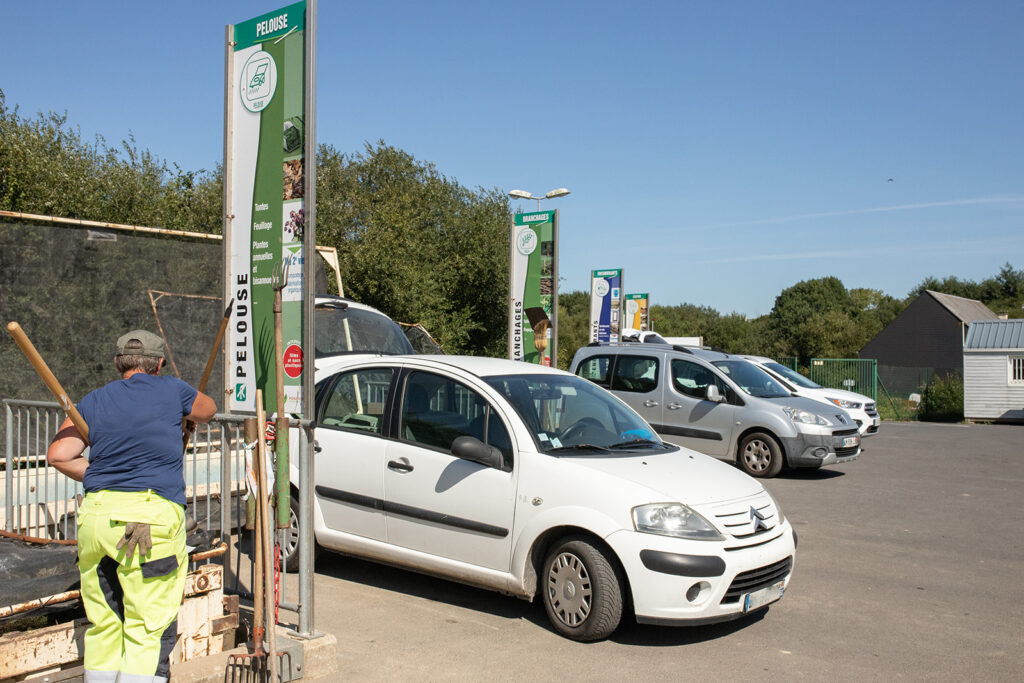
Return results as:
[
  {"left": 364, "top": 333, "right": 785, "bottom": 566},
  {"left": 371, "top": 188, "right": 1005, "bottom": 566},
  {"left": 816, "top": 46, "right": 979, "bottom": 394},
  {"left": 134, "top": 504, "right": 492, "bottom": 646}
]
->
[{"left": 2, "top": 1, "right": 1022, "bottom": 317}]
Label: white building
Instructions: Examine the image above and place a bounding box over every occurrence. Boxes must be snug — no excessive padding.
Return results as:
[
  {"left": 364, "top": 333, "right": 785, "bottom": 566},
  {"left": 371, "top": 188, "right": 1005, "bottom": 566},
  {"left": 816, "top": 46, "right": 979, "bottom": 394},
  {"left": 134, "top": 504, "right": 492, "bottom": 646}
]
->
[{"left": 963, "top": 319, "right": 1024, "bottom": 422}]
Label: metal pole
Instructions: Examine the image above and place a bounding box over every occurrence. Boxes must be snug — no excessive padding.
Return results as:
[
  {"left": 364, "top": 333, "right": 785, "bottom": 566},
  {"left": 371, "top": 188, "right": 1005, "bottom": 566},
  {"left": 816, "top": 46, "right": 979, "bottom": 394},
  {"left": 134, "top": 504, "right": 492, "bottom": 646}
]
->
[
  {"left": 552, "top": 208, "right": 559, "bottom": 368},
  {"left": 298, "top": 0, "right": 319, "bottom": 639},
  {"left": 5, "top": 402, "right": 13, "bottom": 532}
]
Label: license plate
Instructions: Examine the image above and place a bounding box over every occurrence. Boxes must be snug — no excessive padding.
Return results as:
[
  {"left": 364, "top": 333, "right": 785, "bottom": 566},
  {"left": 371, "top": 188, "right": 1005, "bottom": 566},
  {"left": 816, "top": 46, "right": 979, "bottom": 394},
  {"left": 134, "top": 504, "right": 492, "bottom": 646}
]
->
[
  {"left": 743, "top": 581, "right": 785, "bottom": 612},
  {"left": 842, "top": 436, "right": 859, "bottom": 448}
]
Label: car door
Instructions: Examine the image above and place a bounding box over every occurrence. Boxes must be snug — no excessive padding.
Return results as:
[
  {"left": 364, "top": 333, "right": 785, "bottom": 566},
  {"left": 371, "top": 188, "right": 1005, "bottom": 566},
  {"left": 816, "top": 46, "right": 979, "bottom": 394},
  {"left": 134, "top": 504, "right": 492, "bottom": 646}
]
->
[
  {"left": 658, "top": 358, "right": 736, "bottom": 458},
  {"left": 383, "top": 369, "right": 517, "bottom": 572},
  {"left": 312, "top": 366, "right": 395, "bottom": 542},
  {"left": 607, "top": 353, "right": 664, "bottom": 428}
]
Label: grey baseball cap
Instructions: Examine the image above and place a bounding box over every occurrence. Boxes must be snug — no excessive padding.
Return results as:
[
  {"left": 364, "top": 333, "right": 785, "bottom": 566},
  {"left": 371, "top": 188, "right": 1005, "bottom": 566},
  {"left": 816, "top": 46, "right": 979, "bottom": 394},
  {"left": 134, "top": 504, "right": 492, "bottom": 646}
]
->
[{"left": 116, "top": 330, "right": 165, "bottom": 358}]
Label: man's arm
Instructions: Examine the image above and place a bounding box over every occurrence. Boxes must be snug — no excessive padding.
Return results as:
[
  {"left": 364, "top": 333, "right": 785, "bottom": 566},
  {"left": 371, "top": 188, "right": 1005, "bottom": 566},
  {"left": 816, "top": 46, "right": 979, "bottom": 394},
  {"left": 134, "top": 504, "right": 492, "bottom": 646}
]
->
[
  {"left": 187, "top": 391, "right": 217, "bottom": 423},
  {"left": 47, "top": 417, "right": 89, "bottom": 482}
]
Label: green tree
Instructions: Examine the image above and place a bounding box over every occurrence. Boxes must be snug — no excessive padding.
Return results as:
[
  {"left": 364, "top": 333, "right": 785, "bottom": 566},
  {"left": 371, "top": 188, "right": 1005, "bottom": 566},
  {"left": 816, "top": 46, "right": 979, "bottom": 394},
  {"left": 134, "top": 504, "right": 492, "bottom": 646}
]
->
[
  {"left": 769, "top": 276, "right": 855, "bottom": 363},
  {"left": 315, "top": 141, "right": 511, "bottom": 355}
]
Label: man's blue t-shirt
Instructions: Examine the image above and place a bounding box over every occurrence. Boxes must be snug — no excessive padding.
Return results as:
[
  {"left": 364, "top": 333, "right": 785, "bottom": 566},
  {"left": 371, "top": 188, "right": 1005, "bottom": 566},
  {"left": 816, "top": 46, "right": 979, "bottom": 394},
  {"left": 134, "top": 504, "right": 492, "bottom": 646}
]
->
[{"left": 77, "top": 374, "right": 198, "bottom": 507}]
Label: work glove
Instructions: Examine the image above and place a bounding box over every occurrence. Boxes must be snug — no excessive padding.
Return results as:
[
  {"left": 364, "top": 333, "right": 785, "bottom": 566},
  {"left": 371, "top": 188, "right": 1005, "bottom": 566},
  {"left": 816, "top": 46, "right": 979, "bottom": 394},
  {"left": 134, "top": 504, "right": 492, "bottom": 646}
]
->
[{"left": 116, "top": 522, "right": 153, "bottom": 561}]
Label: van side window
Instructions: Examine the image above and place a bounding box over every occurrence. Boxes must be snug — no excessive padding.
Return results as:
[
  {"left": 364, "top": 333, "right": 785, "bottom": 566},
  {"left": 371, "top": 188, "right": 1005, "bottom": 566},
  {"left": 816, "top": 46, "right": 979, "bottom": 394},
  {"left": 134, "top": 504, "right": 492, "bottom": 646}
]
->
[
  {"left": 575, "top": 355, "right": 613, "bottom": 388},
  {"left": 671, "top": 359, "right": 724, "bottom": 400},
  {"left": 611, "top": 355, "right": 659, "bottom": 393}
]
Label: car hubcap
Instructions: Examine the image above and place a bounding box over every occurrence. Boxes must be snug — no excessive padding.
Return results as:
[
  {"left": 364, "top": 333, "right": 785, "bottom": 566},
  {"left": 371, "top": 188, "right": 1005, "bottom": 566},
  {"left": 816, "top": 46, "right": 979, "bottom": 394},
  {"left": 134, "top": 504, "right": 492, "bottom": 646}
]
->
[
  {"left": 547, "top": 552, "right": 592, "bottom": 627},
  {"left": 283, "top": 507, "right": 299, "bottom": 562},
  {"left": 744, "top": 440, "right": 771, "bottom": 471}
]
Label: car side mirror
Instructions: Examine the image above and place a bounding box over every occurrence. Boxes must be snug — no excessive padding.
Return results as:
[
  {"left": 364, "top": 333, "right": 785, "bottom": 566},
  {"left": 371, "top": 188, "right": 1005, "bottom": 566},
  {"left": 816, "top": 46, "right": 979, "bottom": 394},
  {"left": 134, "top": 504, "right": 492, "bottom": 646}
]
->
[
  {"left": 705, "top": 385, "right": 725, "bottom": 403},
  {"left": 451, "top": 436, "right": 504, "bottom": 469}
]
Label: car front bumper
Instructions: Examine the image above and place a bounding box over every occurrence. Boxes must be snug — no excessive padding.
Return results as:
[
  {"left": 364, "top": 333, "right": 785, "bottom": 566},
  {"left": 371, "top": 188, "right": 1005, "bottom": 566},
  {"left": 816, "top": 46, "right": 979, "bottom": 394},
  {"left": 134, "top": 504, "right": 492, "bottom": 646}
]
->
[
  {"left": 782, "top": 427, "right": 861, "bottom": 468},
  {"left": 605, "top": 522, "right": 796, "bottom": 625}
]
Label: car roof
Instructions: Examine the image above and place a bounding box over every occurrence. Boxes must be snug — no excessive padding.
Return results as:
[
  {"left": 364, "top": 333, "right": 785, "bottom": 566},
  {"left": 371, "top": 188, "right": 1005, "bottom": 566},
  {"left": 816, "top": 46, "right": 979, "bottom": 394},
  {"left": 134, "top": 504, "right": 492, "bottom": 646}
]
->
[
  {"left": 738, "top": 355, "right": 775, "bottom": 364},
  {"left": 314, "top": 295, "right": 389, "bottom": 315},
  {"left": 577, "top": 342, "right": 732, "bottom": 362},
  {"left": 317, "top": 353, "right": 569, "bottom": 380}
]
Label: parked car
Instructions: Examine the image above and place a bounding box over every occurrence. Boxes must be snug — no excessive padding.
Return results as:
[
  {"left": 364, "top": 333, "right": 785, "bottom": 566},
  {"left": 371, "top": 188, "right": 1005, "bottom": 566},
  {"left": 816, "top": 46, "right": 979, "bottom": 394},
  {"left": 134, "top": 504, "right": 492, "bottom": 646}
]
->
[
  {"left": 285, "top": 355, "right": 796, "bottom": 641},
  {"left": 738, "top": 356, "right": 880, "bottom": 437},
  {"left": 571, "top": 344, "right": 860, "bottom": 478},
  {"left": 314, "top": 295, "right": 442, "bottom": 356}
]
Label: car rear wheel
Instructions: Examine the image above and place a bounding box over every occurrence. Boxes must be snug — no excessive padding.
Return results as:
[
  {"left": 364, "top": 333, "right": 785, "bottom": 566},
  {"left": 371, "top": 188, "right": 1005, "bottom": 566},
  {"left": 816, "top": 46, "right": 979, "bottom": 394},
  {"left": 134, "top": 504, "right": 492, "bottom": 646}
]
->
[
  {"left": 541, "top": 536, "right": 624, "bottom": 641},
  {"left": 738, "top": 432, "right": 783, "bottom": 478}
]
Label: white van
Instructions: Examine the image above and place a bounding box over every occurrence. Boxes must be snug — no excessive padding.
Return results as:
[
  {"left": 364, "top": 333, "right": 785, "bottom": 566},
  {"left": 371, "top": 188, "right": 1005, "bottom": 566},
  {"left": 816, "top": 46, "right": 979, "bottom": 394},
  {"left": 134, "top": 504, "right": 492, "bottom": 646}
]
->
[{"left": 738, "top": 356, "right": 880, "bottom": 438}]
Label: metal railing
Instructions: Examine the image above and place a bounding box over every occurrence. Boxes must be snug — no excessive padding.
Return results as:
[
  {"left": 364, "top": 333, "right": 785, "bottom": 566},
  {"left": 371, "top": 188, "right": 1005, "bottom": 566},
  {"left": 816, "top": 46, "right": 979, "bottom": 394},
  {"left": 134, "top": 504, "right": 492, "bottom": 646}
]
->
[
  {"left": 1, "top": 399, "right": 271, "bottom": 611},
  {"left": 809, "top": 358, "right": 878, "bottom": 401}
]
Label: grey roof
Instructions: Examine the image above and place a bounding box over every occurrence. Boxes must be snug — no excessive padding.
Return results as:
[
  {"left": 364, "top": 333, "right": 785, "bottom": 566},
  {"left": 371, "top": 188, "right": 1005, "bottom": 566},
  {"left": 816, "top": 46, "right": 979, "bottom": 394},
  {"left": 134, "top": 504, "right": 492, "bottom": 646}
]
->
[
  {"left": 964, "top": 319, "right": 1024, "bottom": 350},
  {"left": 926, "top": 290, "right": 999, "bottom": 324}
]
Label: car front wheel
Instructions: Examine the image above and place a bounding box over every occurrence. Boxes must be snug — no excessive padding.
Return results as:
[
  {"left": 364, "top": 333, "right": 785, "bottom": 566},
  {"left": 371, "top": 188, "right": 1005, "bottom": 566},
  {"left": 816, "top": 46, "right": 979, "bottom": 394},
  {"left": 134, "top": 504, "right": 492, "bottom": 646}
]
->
[
  {"left": 738, "top": 431, "right": 784, "bottom": 478},
  {"left": 541, "top": 536, "right": 624, "bottom": 641}
]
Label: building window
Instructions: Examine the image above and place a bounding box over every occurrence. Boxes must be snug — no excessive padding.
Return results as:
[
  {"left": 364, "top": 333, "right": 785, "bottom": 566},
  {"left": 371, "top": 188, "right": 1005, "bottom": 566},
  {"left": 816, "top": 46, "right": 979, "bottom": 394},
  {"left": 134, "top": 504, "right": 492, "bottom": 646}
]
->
[{"left": 1010, "top": 356, "right": 1024, "bottom": 385}]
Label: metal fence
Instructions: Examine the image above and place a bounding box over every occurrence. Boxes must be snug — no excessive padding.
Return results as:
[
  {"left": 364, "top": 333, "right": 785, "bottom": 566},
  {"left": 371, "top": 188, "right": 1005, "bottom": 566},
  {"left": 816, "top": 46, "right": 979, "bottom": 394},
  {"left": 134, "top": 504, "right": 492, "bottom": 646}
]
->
[
  {"left": 3, "top": 399, "right": 252, "bottom": 598},
  {"left": 809, "top": 358, "right": 878, "bottom": 400}
]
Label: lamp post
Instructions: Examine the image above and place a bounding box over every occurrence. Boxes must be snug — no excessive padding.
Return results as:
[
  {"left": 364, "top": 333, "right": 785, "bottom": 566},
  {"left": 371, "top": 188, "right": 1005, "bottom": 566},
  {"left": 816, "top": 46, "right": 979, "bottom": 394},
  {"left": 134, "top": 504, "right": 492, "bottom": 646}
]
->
[{"left": 508, "top": 187, "right": 571, "bottom": 210}]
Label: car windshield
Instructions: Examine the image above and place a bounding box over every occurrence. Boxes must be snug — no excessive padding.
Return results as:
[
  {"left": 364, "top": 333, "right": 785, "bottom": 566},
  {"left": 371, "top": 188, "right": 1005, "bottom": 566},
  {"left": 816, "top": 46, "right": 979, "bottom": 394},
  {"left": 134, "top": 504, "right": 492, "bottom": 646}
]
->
[
  {"left": 712, "top": 360, "right": 791, "bottom": 398},
  {"left": 483, "top": 373, "right": 672, "bottom": 454},
  {"left": 314, "top": 304, "right": 415, "bottom": 357},
  {"left": 764, "top": 361, "right": 822, "bottom": 389}
]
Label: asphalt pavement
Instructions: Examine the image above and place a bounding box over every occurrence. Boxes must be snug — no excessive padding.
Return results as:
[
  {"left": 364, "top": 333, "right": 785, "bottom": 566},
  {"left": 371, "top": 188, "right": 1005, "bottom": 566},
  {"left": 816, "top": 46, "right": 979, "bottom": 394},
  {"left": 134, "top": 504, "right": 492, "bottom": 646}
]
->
[{"left": 288, "top": 422, "right": 1023, "bottom": 681}]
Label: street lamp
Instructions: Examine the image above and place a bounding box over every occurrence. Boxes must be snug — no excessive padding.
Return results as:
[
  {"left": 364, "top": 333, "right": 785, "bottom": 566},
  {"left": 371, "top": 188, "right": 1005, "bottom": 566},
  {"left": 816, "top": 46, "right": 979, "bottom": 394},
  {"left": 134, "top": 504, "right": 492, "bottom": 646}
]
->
[{"left": 508, "top": 187, "right": 571, "bottom": 210}]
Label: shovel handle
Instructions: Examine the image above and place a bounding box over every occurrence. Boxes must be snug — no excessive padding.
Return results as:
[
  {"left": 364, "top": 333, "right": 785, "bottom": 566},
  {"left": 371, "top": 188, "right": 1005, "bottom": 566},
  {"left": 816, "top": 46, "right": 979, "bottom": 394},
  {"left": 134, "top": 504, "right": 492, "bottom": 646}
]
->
[{"left": 7, "top": 322, "right": 89, "bottom": 442}]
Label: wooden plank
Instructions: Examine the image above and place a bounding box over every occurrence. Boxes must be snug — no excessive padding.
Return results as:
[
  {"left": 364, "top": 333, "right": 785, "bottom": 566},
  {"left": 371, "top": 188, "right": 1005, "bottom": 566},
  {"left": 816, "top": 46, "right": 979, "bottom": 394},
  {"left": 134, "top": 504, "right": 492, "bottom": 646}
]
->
[{"left": 0, "top": 618, "right": 86, "bottom": 679}]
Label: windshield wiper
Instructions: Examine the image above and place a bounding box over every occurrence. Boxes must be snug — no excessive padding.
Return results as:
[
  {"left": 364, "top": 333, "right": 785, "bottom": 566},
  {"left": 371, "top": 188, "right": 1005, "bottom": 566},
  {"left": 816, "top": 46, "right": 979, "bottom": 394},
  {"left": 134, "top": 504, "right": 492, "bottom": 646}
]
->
[
  {"left": 546, "top": 444, "right": 611, "bottom": 453},
  {"left": 608, "top": 439, "right": 664, "bottom": 449}
]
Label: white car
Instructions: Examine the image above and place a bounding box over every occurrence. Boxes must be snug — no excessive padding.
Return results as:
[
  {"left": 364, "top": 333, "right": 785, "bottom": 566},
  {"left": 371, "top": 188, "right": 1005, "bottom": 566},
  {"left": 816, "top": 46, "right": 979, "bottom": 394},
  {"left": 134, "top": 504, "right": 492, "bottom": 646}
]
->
[
  {"left": 287, "top": 354, "right": 796, "bottom": 641},
  {"left": 739, "top": 356, "right": 880, "bottom": 437}
]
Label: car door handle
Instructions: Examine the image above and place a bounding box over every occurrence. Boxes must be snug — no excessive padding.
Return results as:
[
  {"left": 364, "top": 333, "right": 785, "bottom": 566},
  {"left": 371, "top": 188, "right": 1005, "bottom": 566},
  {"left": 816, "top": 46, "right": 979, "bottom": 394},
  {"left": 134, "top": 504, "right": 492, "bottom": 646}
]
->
[
  {"left": 667, "top": 402, "right": 683, "bottom": 410},
  {"left": 387, "top": 460, "right": 414, "bottom": 473},
  {"left": 643, "top": 400, "right": 659, "bottom": 407}
]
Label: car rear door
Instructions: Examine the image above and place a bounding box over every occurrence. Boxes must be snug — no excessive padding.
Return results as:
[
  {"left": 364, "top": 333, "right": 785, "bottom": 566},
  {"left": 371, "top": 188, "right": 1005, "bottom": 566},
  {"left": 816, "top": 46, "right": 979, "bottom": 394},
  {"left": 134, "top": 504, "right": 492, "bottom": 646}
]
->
[
  {"left": 607, "top": 353, "right": 664, "bottom": 429},
  {"left": 312, "top": 366, "right": 395, "bottom": 542}
]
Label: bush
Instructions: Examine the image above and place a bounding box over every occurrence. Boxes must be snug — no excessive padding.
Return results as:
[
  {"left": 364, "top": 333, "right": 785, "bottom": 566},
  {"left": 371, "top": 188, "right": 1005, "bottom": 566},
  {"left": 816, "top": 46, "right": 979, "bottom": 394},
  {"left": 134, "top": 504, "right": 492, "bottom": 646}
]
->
[{"left": 918, "top": 374, "right": 963, "bottom": 422}]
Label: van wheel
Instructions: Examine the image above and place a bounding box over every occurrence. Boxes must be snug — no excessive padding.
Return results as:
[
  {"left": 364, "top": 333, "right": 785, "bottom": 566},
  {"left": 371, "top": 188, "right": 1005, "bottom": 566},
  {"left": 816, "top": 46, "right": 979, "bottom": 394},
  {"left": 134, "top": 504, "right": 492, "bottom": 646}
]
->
[
  {"left": 738, "top": 432, "right": 783, "bottom": 478},
  {"left": 541, "top": 536, "right": 624, "bottom": 641}
]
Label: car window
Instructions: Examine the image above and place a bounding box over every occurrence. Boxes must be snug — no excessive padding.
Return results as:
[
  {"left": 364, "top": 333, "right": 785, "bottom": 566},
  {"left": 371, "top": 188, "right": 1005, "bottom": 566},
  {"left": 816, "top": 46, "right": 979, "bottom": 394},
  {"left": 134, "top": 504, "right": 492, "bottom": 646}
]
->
[
  {"left": 314, "top": 304, "right": 415, "bottom": 357},
  {"left": 320, "top": 368, "right": 394, "bottom": 434},
  {"left": 400, "top": 371, "right": 512, "bottom": 468},
  {"left": 575, "top": 355, "right": 613, "bottom": 387},
  {"left": 671, "top": 359, "right": 726, "bottom": 400},
  {"left": 713, "top": 360, "right": 791, "bottom": 398},
  {"left": 765, "top": 361, "right": 821, "bottom": 389},
  {"left": 610, "top": 355, "right": 659, "bottom": 393},
  {"left": 485, "top": 373, "right": 672, "bottom": 454}
]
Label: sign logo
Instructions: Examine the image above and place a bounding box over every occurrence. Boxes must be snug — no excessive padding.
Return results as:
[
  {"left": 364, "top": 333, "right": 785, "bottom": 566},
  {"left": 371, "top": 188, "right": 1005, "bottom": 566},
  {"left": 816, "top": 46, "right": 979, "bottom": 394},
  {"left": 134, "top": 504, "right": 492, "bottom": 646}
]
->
[
  {"left": 750, "top": 506, "right": 771, "bottom": 533},
  {"left": 516, "top": 228, "right": 538, "bottom": 255},
  {"left": 593, "top": 278, "right": 610, "bottom": 297},
  {"left": 235, "top": 383, "right": 247, "bottom": 402},
  {"left": 241, "top": 51, "right": 278, "bottom": 112}
]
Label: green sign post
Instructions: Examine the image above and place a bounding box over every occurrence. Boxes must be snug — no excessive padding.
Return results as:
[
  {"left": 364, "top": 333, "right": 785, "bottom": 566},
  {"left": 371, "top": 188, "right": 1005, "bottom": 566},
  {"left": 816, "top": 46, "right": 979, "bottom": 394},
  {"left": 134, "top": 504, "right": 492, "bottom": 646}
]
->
[
  {"left": 508, "top": 210, "right": 558, "bottom": 365},
  {"left": 225, "top": 2, "right": 310, "bottom": 417}
]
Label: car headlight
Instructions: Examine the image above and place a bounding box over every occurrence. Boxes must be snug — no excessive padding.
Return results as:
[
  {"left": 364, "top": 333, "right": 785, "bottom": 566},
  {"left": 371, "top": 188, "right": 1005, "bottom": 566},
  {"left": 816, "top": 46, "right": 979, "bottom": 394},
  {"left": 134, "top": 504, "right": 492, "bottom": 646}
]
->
[
  {"left": 782, "top": 406, "right": 829, "bottom": 425},
  {"left": 632, "top": 503, "right": 724, "bottom": 541},
  {"left": 828, "top": 397, "right": 861, "bottom": 409}
]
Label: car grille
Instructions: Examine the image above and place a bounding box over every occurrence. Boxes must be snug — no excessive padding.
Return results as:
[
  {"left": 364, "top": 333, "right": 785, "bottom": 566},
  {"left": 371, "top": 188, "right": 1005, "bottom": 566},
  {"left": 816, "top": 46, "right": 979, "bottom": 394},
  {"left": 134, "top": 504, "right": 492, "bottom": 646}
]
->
[
  {"left": 835, "top": 444, "right": 859, "bottom": 457},
  {"left": 707, "top": 492, "right": 781, "bottom": 549},
  {"left": 721, "top": 556, "right": 794, "bottom": 604}
]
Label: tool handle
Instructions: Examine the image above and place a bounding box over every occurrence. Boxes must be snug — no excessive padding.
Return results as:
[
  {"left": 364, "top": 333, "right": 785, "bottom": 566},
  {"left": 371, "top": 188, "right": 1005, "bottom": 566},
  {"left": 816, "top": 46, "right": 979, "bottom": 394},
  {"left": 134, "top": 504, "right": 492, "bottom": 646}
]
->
[
  {"left": 7, "top": 321, "right": 89, "bottom": 442},
  {"left": 183, "top": 299, "right": 233, "bottom": 454}
]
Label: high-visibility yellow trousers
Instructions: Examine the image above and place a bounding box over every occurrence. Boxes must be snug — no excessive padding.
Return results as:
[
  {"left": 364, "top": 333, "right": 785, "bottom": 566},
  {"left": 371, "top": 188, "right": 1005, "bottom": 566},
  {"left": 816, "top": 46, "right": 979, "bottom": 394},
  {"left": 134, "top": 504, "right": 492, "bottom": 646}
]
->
[{"left": 77, "top": 490, "right": 187, "bottom": 683}]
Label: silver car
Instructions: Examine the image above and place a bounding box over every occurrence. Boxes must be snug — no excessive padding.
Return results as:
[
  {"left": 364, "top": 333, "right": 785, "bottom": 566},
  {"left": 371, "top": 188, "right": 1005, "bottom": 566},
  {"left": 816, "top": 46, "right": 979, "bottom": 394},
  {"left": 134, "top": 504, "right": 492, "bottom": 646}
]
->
[{"left": 571, "top": 344, "right": 860, "bottom": 478}]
